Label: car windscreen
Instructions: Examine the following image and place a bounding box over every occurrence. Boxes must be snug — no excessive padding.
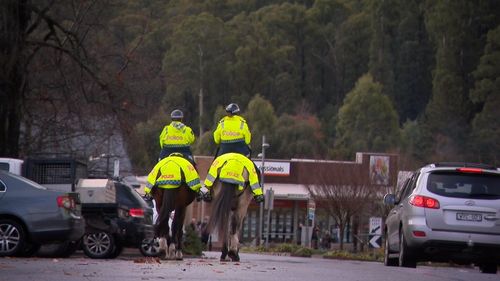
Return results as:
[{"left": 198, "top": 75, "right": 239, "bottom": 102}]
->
[{"left": 427, "top": 171, "right": 500, "bottom": 199}]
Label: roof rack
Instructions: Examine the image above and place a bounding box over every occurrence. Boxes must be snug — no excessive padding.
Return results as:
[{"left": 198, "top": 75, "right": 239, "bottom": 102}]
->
[{"left": 430, "top": 162, "right": 497, "bottom": 170}]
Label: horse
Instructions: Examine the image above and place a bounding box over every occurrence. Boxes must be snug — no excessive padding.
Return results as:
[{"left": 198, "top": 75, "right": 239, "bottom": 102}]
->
[
  {"left": 150, "top": 182, "right": 196, "bottom": 260},
  {"left": 206, "top": 180, "right": 253, "bottom": 262}
]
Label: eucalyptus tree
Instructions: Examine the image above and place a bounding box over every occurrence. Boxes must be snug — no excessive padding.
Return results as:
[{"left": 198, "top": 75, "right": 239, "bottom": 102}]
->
[
  {"left": 469, "top": 26, "right": 500, "bottom": 165},
  {"left": 334, "top": 74, "right": 400, "bottom": 159}
]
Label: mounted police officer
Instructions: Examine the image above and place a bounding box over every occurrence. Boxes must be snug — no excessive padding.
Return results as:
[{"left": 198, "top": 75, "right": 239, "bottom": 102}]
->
[
  {"left": 158, "top": 109, "right": 195, "bottom": 163},
  {"left": 213, "top": 103, "right": 251, "bottom": 157},
  {"left": 202, "top": 152, "right": 264, "bottom": 203},
  {"left": 144, "top": 152, "right": 203, "bottom": 201}
]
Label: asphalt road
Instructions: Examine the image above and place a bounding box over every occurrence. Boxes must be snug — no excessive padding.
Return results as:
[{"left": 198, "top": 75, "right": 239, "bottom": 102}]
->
[{"left": 0, "top": 249, "right": 498, "bottom": 281}]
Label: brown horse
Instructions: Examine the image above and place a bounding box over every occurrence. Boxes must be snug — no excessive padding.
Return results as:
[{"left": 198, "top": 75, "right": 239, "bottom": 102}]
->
[
  {"left": 206, "top": 181, "right": 253, "bottom": 262},
  {"left": 151, "top": 183, "right": 196, "bottom": 260}
]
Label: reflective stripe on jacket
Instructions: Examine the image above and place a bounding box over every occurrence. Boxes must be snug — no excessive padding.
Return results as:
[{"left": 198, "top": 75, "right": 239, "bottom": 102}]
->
[
  {"left": 204, "top": 153, "right": 262, "bottom": 196},
  {"left": 145, "top": 155, "right": 201, "bottom": 194},
  {"left": 159, "top": 121, "right": 195, "bottom": 148},
  {"left": 213, "top": 115, "right": 251, "bottom": 145}
]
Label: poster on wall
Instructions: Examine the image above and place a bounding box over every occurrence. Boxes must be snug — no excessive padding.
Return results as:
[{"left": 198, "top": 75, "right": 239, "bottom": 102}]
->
[{"left": 369, "top": 156, "right": 389, "bottom": 185}]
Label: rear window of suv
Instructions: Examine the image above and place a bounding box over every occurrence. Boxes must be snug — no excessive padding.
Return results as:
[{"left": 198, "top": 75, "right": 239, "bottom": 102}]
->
[{"left": 427, "top": 171, "right": 500, "bottom": 199}]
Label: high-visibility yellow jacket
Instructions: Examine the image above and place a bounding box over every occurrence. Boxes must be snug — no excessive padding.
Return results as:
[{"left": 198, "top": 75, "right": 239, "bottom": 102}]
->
[
  {"left": 204, "top": 153, "right": 263, "bottom": 196},
  {"left": 144, "top": 154, "right": 201, "bottom": 194},
  {"left": 213, "top": 115, "right": 251, "bottom": 145},
  {"left": 159, "top": 121, "right": 195, "bottom": 149}
]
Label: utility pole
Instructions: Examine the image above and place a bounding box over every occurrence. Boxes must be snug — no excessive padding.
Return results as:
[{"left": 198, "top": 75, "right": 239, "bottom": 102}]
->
[{"left": 258, "top": 135, "right": 269, "bottom": 246}]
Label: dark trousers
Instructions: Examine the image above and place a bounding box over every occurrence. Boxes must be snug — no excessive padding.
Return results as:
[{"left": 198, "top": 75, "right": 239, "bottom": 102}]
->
[{"left": 216, "top": 142, "right": 250, "bottom": 157}]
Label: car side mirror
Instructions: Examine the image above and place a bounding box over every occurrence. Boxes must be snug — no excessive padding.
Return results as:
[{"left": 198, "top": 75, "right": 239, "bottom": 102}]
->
[{"left": 383, "top": 193, "right": 396, "bottom": 206}]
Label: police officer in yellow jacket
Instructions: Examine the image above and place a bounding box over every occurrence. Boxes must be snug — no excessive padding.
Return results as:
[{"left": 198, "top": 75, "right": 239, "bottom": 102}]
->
[
  {"left": 203, "top": 152, "right": 264, "bottom": 203},
  {"left": 213, "top": 103, "right": 251, "bottom": 157},
  {"left": 144, "top": 153, "right": 202, "bottom": 199},
  {"left": 159, "top": 109, "right": 195, "bottom": 163}
]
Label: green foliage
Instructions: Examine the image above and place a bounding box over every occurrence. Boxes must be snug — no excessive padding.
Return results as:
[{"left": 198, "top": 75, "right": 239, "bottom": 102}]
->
[
  {"left": 323, "top": 249, "right": 383, "bottom": 262},
  {"left": 245, "top": 95, "right": 278, "bottom": 152},
  {"left": 291, "top": 247, "right": 313, "bottom": 257},
  {"left": 271, "top": 114, "right": 328, "bottom": 159},
  {"left": 12, "top": 0, "right": 500, "bottom": 168},
  {"left": 469, "top": 26, "right": 500, "bottom": 164},
  {"left": 182, "top": 225, "right": 203, "bottom": 256},
  {"left": 335, "top": 74, "right": 401, "bottom": 159}
]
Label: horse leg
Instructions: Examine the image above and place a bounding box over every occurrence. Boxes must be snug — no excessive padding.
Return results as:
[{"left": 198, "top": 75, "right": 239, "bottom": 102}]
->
[
  {"left": 172, "top": 207, "right": 187, "bottom": 260},
  {"left": 227, "top": 213, "right": 241, "bottom": 262},
  {"left": 220, "top": 242, "right": 229, "bottom": 261}
]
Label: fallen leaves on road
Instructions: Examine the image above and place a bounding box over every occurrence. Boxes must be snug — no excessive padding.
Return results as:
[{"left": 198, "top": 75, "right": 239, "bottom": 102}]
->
[{"left": 133, "top": 257, "right": 161, "bottom": 264}]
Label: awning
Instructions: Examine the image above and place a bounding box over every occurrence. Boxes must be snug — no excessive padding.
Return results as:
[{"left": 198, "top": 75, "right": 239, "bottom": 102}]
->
[{"left": 262, "top": 183, "right": 310, "bottom": 200}]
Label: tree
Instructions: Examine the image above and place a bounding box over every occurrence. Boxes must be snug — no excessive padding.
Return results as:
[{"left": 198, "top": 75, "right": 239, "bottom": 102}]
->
[
  {"left": 244, "top": 95, "right": 278, "bottom": 153},
  {"left": 334, "top": 74, "right": 400, "bottom": 159},
  {"left": 469, "top": 26, "right": 500, "bottom": 165},
  {"left": 367, "top": 0, "right": 401, "bottom": 101},
  {"left": 423, "top": 0, "right": 499, "bottom": 161},
  {"left": 0, "top": 0, "right": 30, "bottom": 157},
  {"left": 334, "top": 11, "right": 371, "bottom": 105},
  {"left": 305, "top": 165, "right": 374, "bottom": 250},
  {"left": 162, "top": 12, "right": 235, "bottom": 136},
  {"left": 271, "top": 113, "right": 327, "bottom": 159}
]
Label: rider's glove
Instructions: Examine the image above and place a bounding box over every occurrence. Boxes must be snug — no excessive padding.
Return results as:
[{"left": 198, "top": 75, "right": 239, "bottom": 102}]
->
[
  {"left": 203, "top": 192, "right": 213, "bottom": 202},
  {"left": 253, "top": 194, "right": 264, "bottom": 203}
]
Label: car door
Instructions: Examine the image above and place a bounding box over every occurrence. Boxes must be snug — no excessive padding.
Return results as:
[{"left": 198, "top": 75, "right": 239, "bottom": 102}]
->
[
  {"left": 0, "top": 176, "right": 7, "bottom": 201},
  {"left": 386, "top": 176, "right": 412, "bottom": 250}
]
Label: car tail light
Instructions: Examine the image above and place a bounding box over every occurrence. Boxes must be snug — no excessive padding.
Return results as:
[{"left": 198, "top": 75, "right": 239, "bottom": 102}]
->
[
  {"left": 129, "top": 208, "right": 144, "bottom": 218},
  {"left": 409, "top": 195, "right": 440, "bottom": 209},
  {"left": 456, "top": 167, "right": 483, "bottom": 174},
  {"left": 57, "top": 195, "right": 75, "bottom": 210},
  {"left": 412, "top": 231, "right": 426, "bottom": 237}
]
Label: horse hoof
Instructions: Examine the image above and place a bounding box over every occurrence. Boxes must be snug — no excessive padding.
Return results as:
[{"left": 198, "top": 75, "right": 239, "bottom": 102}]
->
[
  {"left": 159, "top": 238, "right": 167, "bottom": 251},
  {"left": 228, "top": 251, "right": 240, "bottom": 262},
  {"left": 175, "top": 251, "right": 183, "bottom": 260}
]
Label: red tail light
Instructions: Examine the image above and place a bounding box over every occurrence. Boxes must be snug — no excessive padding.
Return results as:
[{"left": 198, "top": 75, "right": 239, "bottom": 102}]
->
[
  {"left": 412, "top": 231, "right": 426, "bottom": 237},
  {"left": 57, "top": 195, "right": 75, "bottom": 210},
  {"left": 129, "top": 208, "right": 144, "bottom": 218},
  {"left": 409, "top": 195, "right": 440, "bottom": 209},
  {"left": 457, "top": 167, "right": 483, "bottom": 174}
]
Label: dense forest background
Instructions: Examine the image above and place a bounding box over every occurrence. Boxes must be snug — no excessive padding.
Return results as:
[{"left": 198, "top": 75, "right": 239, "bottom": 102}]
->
[{"left": 1, "top": 0, "right": 499, "bottom": 174}]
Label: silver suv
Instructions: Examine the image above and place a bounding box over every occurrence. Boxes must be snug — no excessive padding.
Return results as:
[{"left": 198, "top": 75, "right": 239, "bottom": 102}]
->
[{"left": 383, "top": 163, "right": 500, "bottom": 274}]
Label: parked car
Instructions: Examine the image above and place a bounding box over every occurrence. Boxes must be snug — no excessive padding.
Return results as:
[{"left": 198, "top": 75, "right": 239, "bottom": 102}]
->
[
  {"left": 383, "top": 162, "right": 500, "bottom": 274},
  {"left": 0, "top": 170, "right": 85, "bottom": 257},
  {"left": 79, "top": 180, "right": 157, "bottom": 258}
]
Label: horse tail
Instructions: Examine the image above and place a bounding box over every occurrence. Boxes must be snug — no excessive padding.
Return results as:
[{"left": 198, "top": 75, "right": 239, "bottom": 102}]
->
[{"left": 207, "top": 182, "right": 235, "bottom": 243}]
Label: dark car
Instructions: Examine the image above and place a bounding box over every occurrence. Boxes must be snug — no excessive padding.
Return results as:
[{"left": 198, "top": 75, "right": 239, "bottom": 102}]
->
[
  {"left": 383, "top": 163, "right": 500, "bottom": 274},
  {"left": 0, "top": 170, "right": 85, "bottom": 257},
  {"left": 80, "top": 180, "right": 156, "bottom": 258}
]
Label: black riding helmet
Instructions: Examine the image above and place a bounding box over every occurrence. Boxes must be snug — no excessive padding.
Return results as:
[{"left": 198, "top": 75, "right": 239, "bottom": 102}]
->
[
  {"left": 225, "top": 103, "right": 240, "bottom": 115},
  {"left": 171, "top": 109, "right": 184, "bottom": 120}
]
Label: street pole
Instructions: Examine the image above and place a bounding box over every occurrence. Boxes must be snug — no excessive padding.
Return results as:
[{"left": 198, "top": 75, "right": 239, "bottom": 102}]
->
[{"left": 258, "top": 135, "right": 269, "bottom": 247}]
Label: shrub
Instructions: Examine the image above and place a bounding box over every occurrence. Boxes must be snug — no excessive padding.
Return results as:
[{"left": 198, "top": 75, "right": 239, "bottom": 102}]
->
[{"left": 182, "top": 226, "right": 203, "bottom": 256}]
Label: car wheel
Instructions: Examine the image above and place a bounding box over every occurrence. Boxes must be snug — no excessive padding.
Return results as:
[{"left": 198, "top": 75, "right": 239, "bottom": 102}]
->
[
  {"left": 383, "top": 234, "right": 398, "bottom": 267},
  {"left": 82, "top": 231, "right": 115, "bottom": 259},
  {"left": 479, "top": 263, "right": 498, "bottom": 274},
  {"left": 108, "top": 240, "right": 124, "bottom": 259},
  {"left": 0, "top": 219, "right": 26, "bottom": 257},
  {"left": 140, "top": 237, "right": 161, "bottom": 257},
  {"left": 398, "top": 231, "right": 416, "bottom": 268}
]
